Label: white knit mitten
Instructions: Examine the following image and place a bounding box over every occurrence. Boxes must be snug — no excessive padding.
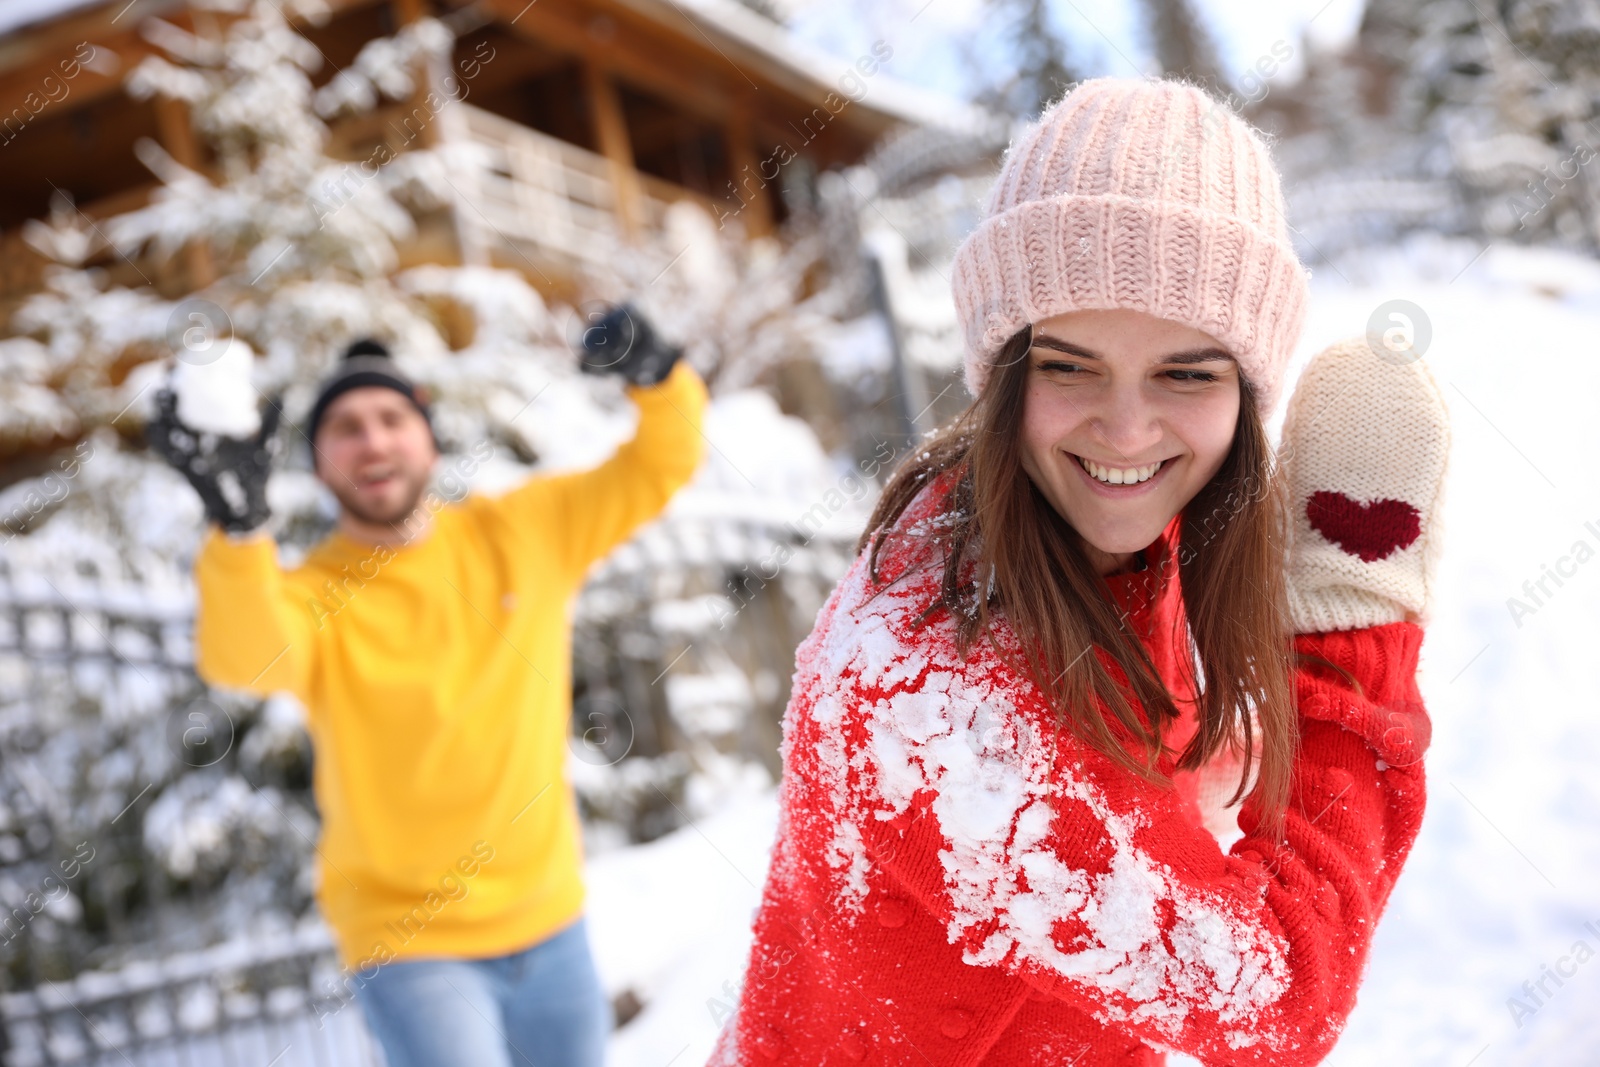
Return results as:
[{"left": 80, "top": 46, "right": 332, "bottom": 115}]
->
[{"left": 1280, "top": 337, "right": 1452, "bottom": 633}]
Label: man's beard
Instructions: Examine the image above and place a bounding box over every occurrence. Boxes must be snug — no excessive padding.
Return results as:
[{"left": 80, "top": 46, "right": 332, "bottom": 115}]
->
[{"left": 331, "top": 469, "right": 431, "bottom": 530}]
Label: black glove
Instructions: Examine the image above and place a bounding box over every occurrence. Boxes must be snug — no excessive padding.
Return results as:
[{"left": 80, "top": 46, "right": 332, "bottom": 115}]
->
[
  {"left": 145, "top": 387, "right": 282, "bottom": 533},
  {"left": 576, "top": 304, "right": 683, "bottom": 387}
]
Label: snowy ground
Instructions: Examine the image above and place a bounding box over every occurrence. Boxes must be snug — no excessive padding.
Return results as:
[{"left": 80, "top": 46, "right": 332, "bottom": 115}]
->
[{"left": 586, "top": 237, "right": 1600, "bottom": 1066}]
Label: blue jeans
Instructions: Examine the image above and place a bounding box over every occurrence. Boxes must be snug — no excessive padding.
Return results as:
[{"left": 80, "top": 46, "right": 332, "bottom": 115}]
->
[{"left": 356, "top": 915, "right": 611, "bottom": 1067}]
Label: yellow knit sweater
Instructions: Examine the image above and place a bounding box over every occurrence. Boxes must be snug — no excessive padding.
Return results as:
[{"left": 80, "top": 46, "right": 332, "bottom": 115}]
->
[{"left": 192, "top": 362, "right": 708, "bottom": 971}]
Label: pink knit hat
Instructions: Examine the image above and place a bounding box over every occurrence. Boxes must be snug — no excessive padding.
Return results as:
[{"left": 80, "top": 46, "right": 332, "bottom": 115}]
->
[{"left": 951, "top": 77, "right": 1311, "bottom": 415}]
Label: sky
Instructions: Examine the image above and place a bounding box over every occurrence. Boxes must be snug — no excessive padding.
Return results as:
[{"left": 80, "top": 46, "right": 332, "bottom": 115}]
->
[{"left": 780, "top": 0, "right": 1370, "bottom": 104}]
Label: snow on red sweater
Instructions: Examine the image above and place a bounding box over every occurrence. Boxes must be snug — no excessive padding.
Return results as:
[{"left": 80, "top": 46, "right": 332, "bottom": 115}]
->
[{"left": 709, "top": 472, "right": 1432, "bottom": 1065}]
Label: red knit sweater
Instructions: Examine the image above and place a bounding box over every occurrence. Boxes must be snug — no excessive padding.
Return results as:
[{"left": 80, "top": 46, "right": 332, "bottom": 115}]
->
[{"left": 709, "top": 474, "right": 1431, "bottom": 1065}]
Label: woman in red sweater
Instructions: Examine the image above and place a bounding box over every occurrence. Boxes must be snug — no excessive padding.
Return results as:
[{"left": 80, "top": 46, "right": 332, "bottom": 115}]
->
[{"left": 709, "top": 76, "right": 1452, "bottom": 1065}]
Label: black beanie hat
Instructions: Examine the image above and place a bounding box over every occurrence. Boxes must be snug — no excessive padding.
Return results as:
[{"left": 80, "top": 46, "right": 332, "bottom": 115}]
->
[{"left": 307, "top": 339, "right": 437, "bottom": 448}]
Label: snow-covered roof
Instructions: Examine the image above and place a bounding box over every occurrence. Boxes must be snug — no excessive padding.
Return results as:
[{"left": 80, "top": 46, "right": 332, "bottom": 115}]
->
[{"left": 606, "top": 0, "right": 998, "bottom": 136}]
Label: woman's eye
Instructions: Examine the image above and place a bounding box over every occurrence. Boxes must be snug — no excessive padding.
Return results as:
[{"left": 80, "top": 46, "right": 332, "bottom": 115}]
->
[
  {"left": 1037, "top": 360, "right": 1084, "bottom": 375},
  {"left": 1164, "top": 369, "right": 1219, "bottom": 383}
]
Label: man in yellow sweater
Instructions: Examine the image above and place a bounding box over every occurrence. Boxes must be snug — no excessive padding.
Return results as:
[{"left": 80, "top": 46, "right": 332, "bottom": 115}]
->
[{"left": 147, "top": 312, "right": 707, "bottom": 1067}]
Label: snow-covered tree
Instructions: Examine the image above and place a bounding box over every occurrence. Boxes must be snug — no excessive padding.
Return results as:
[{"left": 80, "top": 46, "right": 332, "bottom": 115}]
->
[
  {"left": 1262, "top": 0, "right": 1600, "bottom": 259},
  {"left": 1136, "top": 0, "right": 1224, "bottom": 86},
  {"left": 975, "top": 0, "right": 1082, "bottom": 118}
]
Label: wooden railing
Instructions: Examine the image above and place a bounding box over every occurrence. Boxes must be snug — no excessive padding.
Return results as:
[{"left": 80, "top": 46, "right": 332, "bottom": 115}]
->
[{"left": 455, "top": 104, "right": 719, "bottom": 272}]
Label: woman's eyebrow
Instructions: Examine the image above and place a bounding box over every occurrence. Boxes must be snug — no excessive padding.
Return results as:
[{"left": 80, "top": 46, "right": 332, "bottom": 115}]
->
[
  {"left": 1160, "top": 348, "right": 1236, "bottom": 365},
  {"left": 1030, "top": 336, "right": 1235, "bottom": 364},
  {"left": 1030, "top": 336, "right": 1097, "bottom": 357}
]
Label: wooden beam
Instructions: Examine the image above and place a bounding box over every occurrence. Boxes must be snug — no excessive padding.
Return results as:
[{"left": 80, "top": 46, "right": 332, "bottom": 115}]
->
[
  {"left": 583, "top": 59, "right": 641, "bottom": 239},
  {"left": 0, "top": 40, "right": 137, "bottom": 132},
  {"left": 150, "top": 94, "right": 199, "bottom": 169},
  {"left": 483, "top": 0, "right": 735, "bottom": 123},
  {"left": 391, "top": 0, "right": 426, "bottom": 25},
  {"left": 724, "top": 101, "right": 771, "bottom": 237},
  {"left": 151, "top": 93, "right": 213, "bottom": 285}
]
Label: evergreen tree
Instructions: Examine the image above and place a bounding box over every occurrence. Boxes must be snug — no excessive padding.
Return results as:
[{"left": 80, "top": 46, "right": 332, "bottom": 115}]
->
[
  {"left": 1271, "top": 0, "right": 1600, "bottom": 255},
  {"left": 979, "top": 0, "right": 1082, "bottom": 118},
  {"left": 1136, "top": 0, "right": 1223, "bottom": 88}
]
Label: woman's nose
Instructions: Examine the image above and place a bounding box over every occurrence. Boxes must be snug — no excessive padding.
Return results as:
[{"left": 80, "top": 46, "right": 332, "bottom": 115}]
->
[{"left": 1084, "top": 386, "right": 1163, "bottom": 457}]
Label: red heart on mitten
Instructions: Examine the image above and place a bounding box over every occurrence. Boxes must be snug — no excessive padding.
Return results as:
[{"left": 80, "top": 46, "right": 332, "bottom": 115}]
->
[{"left": 1306, "top": 491, "right": 1421, "bottom": 562}]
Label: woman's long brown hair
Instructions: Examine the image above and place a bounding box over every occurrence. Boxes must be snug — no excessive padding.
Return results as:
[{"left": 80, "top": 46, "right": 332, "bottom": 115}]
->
[{"left": 858, "top": 325, "right": 1303, "bottom": 843}]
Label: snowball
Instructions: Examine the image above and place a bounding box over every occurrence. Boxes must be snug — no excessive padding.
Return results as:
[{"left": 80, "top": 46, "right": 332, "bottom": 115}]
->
[{"left": 171, "top": 336, "right": 261, "bottom": 437}]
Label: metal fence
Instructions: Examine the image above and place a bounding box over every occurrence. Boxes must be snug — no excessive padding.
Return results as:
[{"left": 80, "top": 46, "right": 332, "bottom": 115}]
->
[{"left": 0, "top": 505, "right": 862, "bottom": 1065}]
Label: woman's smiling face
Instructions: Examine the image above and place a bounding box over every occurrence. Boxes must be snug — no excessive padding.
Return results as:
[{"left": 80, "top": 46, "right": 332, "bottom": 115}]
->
[{"left": 1018, "top": 308, "right": 1242, "bottom": 576}]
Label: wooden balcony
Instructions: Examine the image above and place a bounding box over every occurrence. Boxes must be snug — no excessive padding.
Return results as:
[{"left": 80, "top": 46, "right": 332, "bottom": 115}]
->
[
  {"left": 0, "top": 101, "right": 728, "bottom": 311},
  {"left": 0, "top": 0, "right": 963, "bottom": 311},
  {"left": 453, "top": 103, "right": 724, "bottom": 283}
]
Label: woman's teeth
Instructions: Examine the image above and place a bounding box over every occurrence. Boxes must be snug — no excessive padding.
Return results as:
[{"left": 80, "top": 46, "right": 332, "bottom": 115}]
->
[{"left": 1077, "top": 455, "right": 1164, "bottom": 485}]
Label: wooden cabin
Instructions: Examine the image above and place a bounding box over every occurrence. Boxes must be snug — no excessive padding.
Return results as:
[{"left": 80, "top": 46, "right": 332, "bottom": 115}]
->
[{"left": 0, "top": 0, "right": 963, "bottom": 308}]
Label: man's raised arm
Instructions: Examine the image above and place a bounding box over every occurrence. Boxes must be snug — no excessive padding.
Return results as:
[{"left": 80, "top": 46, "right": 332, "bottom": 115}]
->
[
  {"left": 193, "top": 527, "right": 317, "bottom": 702},
  {"left": 504, "top": 358, "right": 709, "bottom": 585},
  {"left": 488, "top": 305, "right": 710, "bottom": 583}
]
